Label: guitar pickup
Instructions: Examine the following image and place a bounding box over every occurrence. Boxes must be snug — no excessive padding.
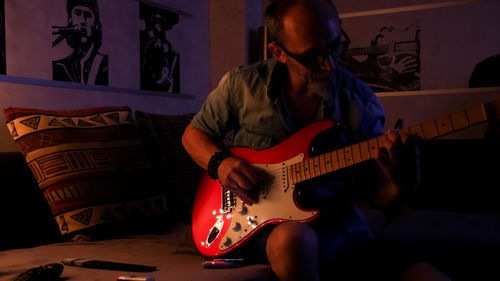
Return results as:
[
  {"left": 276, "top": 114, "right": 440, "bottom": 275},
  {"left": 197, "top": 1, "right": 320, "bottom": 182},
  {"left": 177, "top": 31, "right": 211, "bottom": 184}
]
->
[{"left": 222, "top": 186, "right": 236, "bottom": 213}]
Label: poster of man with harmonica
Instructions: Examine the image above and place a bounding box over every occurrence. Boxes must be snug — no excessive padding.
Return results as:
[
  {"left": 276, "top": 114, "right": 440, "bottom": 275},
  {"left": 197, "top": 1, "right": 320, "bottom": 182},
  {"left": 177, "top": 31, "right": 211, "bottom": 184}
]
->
[{"left": 51, "top": 0, "right": 108, "bottom": 85}]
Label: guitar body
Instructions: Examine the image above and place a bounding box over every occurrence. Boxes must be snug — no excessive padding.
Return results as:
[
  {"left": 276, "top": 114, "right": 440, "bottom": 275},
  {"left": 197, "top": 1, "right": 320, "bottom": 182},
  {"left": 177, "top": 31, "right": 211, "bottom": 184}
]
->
[{"left": 191, "top": 120, "right": 336, "bottom": 258}]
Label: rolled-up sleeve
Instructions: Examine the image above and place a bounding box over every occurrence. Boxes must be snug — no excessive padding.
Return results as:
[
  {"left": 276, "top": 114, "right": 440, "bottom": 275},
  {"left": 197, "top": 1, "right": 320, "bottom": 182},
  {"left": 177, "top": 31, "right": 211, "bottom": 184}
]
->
[{"left": 191, "top": 70, "right": 238, "bottom": 140}]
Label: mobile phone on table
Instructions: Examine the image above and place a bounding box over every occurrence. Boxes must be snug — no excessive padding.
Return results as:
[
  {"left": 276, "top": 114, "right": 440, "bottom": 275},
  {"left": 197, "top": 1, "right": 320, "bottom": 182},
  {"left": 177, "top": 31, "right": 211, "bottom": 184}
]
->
[{"left": 202, "top": 258, "right": 245, "bottom": 268}]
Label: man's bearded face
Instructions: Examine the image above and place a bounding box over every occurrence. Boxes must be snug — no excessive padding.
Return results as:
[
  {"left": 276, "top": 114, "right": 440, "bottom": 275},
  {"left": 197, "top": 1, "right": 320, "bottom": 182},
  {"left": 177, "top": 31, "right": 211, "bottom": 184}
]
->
[{"left": 307, "top": 69, "right": 334, "bottom": 101}]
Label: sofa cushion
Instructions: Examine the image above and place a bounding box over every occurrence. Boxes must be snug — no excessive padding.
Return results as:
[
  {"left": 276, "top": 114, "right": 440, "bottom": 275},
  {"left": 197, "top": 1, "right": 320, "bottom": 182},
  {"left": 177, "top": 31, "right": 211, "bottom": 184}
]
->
[
  {"left": 0, "top": 221, "right": 276, "bottom": 281},
  {"left": 4, "top": 106, "right": 170, "bottom": 239},
  {"left": 135, "top": 111, "right": 204, "bottom": 213},
  {"left": 0, "top": 152, "right": 62, "bottom": 250}
]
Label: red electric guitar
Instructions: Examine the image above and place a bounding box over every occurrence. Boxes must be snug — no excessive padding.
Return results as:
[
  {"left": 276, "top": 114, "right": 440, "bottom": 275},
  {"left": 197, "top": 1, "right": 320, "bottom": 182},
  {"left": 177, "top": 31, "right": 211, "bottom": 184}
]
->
[{"left": 192, "top": 101, "right": 498, "bottom": 258}]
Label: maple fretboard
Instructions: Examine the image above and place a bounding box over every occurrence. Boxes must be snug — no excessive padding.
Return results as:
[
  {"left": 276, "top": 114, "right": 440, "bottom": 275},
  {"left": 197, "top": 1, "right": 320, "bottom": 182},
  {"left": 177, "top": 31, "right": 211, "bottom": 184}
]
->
[{"left": 288, "top": 104, "right": 488, "bottom": 185}]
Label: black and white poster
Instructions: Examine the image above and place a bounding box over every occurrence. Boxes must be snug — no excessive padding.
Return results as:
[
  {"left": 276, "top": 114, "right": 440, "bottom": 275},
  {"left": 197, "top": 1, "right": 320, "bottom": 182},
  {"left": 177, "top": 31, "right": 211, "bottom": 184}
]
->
[
  {"left": 51, "top": 0, "right": 108, "bottom": 85},
  {"left": 340, "top": 20, "right": 421, "bottom": 92},
  {"left": 0, "top": 0, "right": 6, "bottom": 75},
  {"left": 140, "top": 3, "right": 180, "bottom": 93}
]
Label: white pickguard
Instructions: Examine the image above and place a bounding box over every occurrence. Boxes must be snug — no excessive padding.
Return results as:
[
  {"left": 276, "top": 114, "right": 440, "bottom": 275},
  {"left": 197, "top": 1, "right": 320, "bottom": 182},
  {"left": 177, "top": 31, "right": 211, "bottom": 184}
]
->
[{"left": 219, "top": 154, "right": 318, "bottom": 251}]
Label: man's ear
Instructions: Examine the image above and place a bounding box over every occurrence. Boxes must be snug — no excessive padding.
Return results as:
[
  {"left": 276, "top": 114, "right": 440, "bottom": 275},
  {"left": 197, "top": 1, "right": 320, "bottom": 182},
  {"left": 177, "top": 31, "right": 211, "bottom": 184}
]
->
[{"left": 268, "top": 42, "right": 287, "bottom": 63}]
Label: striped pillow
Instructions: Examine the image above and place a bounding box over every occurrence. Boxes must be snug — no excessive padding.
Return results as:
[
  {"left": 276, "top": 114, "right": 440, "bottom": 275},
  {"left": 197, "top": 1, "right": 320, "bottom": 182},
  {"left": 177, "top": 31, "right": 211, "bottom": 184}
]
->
[{"left": 4, "top": 106, "right": 169, "bottom": 238}]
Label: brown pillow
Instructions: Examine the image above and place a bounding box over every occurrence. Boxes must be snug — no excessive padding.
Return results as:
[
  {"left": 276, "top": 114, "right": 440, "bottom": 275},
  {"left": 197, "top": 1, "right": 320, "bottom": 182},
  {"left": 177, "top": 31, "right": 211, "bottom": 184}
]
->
[{"left": 4, "top": 106, "right": 169, "bottom": 239}]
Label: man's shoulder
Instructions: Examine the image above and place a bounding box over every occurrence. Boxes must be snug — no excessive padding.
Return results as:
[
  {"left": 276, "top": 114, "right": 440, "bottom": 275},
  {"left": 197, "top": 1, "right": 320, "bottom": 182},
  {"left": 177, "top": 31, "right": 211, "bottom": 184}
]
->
[{"left": 226, "top": 58, "right": 277, "bottom": 82}]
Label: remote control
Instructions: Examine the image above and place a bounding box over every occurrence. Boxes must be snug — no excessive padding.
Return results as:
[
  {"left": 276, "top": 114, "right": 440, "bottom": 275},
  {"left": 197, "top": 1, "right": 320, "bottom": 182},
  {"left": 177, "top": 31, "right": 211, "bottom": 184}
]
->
[{"left": 11, "top": 263, "right": 63, "bottom": 281}]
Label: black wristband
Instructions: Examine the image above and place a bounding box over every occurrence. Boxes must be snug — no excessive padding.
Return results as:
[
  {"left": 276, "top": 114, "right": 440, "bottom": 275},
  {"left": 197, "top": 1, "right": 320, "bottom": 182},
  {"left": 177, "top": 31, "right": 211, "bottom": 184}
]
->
[{"left": 208, "top": 150, "right": 233, "bottom": 180}]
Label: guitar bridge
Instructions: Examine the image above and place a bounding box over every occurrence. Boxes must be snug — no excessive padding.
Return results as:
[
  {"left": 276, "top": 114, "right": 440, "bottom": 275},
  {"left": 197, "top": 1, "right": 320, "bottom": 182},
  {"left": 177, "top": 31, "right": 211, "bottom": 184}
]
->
[{"left": 222, "top": 186, "right": 236, "bottom": 213}]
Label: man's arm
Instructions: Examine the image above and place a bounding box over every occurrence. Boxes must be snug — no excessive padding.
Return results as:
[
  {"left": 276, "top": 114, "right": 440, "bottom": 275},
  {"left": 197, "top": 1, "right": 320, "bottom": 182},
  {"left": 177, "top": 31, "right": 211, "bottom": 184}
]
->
[{"left": 182, "top": 124, "right": 258, "bottom": 204}]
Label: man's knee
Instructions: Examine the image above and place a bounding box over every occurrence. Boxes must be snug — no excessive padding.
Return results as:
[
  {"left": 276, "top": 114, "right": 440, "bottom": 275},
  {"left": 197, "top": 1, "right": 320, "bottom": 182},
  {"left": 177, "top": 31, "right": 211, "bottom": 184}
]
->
[{"left": 266, "top": 222, "right": 318, "bottom": 257}]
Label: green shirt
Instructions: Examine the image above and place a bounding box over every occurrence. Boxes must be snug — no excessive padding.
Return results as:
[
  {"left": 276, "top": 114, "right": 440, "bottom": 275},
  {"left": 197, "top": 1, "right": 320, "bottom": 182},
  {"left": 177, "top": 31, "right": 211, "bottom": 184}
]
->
[{"left": 191, "top": 58, "right": 386, "bottom": 149}]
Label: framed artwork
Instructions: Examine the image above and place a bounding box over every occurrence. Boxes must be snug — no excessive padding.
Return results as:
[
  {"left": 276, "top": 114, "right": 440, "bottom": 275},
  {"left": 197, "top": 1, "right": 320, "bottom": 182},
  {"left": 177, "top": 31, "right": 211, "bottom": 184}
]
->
[
  {"left": 339, "top": 0, "right": 500, "bottom": 92},
  {"left": 3, "top": 0, "right": 193, "bottom": 96},
  {"left": 139, "top": 2, "right": 180, "bottom": 93},
  {"left": 0, "top": 0, "right": 5, "bottom": 75},
  {"left": 340, "top": 20, "right": 421, "bottom": 92},
  {"left": 51, "top": 0, "right": 108, "bottom": 85}
]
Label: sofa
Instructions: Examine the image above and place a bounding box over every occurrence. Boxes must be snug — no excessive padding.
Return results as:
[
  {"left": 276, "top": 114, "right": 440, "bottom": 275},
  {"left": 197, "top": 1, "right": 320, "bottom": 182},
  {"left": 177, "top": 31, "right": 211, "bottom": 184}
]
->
[{"left": 0, "top": 106, "right": 499, "bottom": 281}]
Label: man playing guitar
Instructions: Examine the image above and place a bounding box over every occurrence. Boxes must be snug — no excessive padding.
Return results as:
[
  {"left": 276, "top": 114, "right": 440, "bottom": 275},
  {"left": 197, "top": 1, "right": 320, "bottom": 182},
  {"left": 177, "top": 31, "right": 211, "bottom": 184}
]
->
[{"left": 182, "top": 0, "right": 451, "bottom": 280}]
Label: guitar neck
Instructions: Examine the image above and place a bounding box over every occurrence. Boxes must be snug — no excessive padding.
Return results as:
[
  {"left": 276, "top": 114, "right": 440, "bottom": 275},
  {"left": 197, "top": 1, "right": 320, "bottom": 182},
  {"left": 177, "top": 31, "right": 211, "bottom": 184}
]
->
[{"left": 289, "top": 103, "right": 489, "bottom": 185}]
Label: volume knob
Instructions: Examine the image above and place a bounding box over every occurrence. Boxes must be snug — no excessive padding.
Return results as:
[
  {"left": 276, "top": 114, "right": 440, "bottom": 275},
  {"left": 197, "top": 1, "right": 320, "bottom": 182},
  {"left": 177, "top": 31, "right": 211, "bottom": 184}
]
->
[
  {"left": 231, "top": 222, "right": 241, "bottom": 232},
  {"left": 221, "top": 237, "right": 232, "bottom": 246},
  {"left": 237, "top": 205, "right": 248, "bottom": 215}
]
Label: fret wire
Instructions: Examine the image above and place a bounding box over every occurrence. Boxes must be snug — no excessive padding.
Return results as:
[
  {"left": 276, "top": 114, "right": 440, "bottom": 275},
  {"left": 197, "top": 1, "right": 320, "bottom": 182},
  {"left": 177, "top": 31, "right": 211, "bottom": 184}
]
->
[
  {"left": 308, "top": 158, "right": 314, "bottom": 179},
  {"left": 436, "top": 116, "right": 452, "bottom": 136},
  {"left": 433, "top": 119, "right": 441, "bottom": 137},
  {"left": 291, "top": 165, "right": 296, "bottom": 185},
  {"left": 318, "top": 154, "right": 326, "bottom": 176},
  {"left": 352, "top": 143, "right": 362, "bottom": 164},
  {"left": 376, "top": 135, "right": 386, "bottom": 153},
  {"left": 448, "top": 114, "right": 454, "bottom": 131},
  {"left": 292, "top": 163, "right": 297, "bottom": 184},
  {"left": 304, "top": 158, "right": 311, "bottom": 180},
  {"left": 420, "top": 122, "right": 427, "bottom": 140},
  {"left": 299, "top": 161, "right": 305, "bottom": 182},
  {"left": 344, "top": 146, "right": 353, "bottom": 167},
  {"left": 359, "top": 141, "right": 367, "bottom": 161},
  {"left": 315, "top": 156, "right": 320, "bottom": 176},
  {"left": 301, "top": 159, "right": 307, "bottom": 181},
  {"left": 332, "top": 150, "right": 340, "bottom": 171},
  {"left": 464, "top": 108, "right": 471, "bottom": 126},
  {"left": 313, "top": 155, "right": 320, "bottom": 177},
  {"left": 316, "top": 155, "right": 323, "bottom": 176},
  {"left": 361, "top": 140, "right": 371, "bottom": 161},
  {"left": 466, "top": 105, "right": 487, "bottom": 125},
  {"left": 412, "top": 122, "right": 425, "bottom": 140},
  {"left": 423, "top": 121, "right": 438, "bottom": 139},
  {"left": 338, "top": 148, "right": 346, "bottom": 168},
  {"left": 308, "top": 157, "right": 314, "bottom": 178},
  {"left": 450, "top": 111, "right": 467, "bottom": 130},
  {"left": 325, "top": 151, "right": 333, "bottom": 173},
  {"left": 368, "top": 138, "right": 378, "bottom": 159},
  {"left": 315, "top": 155, "right": 321, "bottom": 176}
]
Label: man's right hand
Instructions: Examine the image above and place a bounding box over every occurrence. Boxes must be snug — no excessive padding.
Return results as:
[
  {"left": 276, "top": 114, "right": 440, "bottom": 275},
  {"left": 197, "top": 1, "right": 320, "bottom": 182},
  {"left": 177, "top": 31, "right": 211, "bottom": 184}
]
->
[{"left": 218, "top": 157, "right": 259, "bottom": 205}]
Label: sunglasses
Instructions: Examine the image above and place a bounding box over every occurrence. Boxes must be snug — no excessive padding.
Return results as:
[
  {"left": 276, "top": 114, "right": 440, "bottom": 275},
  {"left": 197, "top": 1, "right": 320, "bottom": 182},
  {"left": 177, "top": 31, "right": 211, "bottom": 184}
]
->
[{"left": 279, "top": 29, "right": 350, "bottom": 69}]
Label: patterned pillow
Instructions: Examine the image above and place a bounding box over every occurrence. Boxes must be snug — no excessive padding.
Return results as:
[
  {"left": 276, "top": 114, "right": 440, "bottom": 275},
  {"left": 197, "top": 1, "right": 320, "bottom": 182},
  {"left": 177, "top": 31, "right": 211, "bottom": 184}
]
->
[{"left": 4, "top": 106, "right": 169, "bottom": 239}]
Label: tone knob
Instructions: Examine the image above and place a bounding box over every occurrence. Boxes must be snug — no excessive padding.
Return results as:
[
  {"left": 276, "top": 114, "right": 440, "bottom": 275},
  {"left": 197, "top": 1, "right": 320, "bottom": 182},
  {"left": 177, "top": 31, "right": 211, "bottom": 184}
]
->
[
  {"left": 231, "top": 222, "right": 241, "bottom": 232},
  {"left": 221, "top": 237, "right": 232, "bottom": 246},
  {"left": 237, "top": 205, "right": 248, "bottom": 215}
]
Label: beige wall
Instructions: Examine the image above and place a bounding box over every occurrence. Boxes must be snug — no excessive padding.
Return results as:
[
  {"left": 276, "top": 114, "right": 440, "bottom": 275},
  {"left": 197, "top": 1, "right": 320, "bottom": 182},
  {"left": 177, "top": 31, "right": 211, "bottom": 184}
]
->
[
  {"left": 208, "top": 0, "right": 265, "bottom": 90},
  {"left": 209, "top": 0, "right": 246, "bottom": 90}
]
